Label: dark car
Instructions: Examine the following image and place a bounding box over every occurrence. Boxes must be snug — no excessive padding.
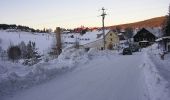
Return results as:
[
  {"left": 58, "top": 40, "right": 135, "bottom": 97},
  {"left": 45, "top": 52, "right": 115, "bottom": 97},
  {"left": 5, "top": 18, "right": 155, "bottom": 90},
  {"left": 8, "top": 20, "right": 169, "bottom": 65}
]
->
[
  {"left": 130, "top": 46, "right": 139, "bottom": 52},
  {"left": 123, "top": 48, "right": 132, "bottom": 55},
  {"left": 129, "top": 44, "right": 140, "bottom": 52}
]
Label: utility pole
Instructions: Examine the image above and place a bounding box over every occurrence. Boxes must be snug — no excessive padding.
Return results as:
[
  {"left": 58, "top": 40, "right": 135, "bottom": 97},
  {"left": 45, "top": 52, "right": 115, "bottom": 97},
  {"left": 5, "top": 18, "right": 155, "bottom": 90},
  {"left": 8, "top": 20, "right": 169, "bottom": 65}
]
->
[
  {"left": 101, "top": 7, "right": 107, "bottom": 50},
  {"left": 55, "top": 27, "right": 62, "bottom": 56}
]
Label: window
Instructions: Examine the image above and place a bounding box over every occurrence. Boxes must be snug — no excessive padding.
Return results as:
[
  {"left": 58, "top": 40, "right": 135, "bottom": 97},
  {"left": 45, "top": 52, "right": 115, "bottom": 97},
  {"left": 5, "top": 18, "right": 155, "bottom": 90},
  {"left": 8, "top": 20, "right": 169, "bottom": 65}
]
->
[
  {"left": 110, "top": 34, "right": 112, "bottom": 36},
  {"left": 110, "top": 38, "right": 113, "bottom": 41}
]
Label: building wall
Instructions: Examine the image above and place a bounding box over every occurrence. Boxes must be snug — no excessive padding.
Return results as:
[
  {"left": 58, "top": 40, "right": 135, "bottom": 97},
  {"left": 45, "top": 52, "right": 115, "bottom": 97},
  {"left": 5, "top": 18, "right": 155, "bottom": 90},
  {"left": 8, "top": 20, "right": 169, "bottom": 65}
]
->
[
  {"left": 105, "top": 31, "right": 119, "bottom": 49},
  {"left": 83, "top": 39, "right": 103, "bottom": 49}
]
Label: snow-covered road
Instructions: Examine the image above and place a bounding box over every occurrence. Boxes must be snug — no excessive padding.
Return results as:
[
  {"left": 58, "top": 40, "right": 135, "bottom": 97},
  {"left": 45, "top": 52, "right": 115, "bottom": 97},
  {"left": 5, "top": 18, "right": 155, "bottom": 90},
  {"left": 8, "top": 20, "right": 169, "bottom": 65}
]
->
[{"left": 3, "top": 53, "right": 149, "bottom": 100}]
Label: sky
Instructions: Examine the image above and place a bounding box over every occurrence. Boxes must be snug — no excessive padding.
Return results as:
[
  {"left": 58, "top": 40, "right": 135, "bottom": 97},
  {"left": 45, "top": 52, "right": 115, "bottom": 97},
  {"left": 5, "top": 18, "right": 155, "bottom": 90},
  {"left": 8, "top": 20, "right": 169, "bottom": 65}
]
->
[{"left": 0, "top": 0, "right": 169, "bottom": 30}]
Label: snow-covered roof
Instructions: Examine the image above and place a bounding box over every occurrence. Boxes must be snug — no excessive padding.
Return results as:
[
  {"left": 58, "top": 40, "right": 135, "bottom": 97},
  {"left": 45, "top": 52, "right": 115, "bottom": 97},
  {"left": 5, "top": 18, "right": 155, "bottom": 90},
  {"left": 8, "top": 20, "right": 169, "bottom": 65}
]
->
[
  {"left": 118, "top": 33, "right": 126, "bottom": 41},
  {"left": 117, "top": 33, "right": 123, "bottom": 36},
  {"left": 79, "top": 30, "right": 110, "bottom": 45},
  {"left": 119, "top": 40, "right": 127, "bottom": 44},
  {"left": 139, "top": 40, "right": 149, "bottom": 42},
  {"left": 145, "top": 27, "right": 163, "bottom": 37},
  {"left": 155, "top": 36, "right": 170, "bottom": 42},
  {"left": 133, "top": 27, "right": 163, "bottom": 37}
]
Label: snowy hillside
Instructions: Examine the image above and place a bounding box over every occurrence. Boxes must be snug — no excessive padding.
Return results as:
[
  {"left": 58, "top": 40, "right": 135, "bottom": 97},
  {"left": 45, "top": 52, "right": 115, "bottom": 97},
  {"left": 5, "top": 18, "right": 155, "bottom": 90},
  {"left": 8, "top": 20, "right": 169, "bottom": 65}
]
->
[
  {"left": 0, "top": 30, "right": 54, "bottom": 54},
  {"left": 0, "top": 30, "right": 110, "bottom": 52}
]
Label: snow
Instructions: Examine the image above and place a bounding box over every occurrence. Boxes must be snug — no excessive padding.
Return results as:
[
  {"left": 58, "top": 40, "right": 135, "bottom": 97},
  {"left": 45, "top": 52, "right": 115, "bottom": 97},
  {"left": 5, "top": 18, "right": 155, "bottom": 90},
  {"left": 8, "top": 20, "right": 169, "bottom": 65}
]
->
[
  {"left": 0, "top": 30, "right": 111, "bottom": 51},
  {"left": 0, "top": 44, "right": 170, "bottom": 100},
  {"left": 0, "top": 48, "right": 90, "bottom": 97},
  {"left": 1, "top": 51, "right": 149, "bottom": 100},
  {"left": 133, "top": 27, "right": 163, "bottom": 38},
  {"left": 145, "top": 27, "right": 163, "bottom": 37},
  {"left": 155, "top": 36, "right": 170, "bottom": 42},
  {"left": 62, "top": 30, "right": 110, "bottom": 48},
  {"left": 0, "top": 47, "right": 118, "bottom": 98},
  {"left": 78, "top": 30, "right": 109, "bottom": 45},
  {"left": 139, "top": 40, "right": 149, "bottom": 42},
  {"left": 1, "top": 30, "right": 170, "bottom": 100},
  {"left": 0, "top": 30, "right": 54, "bottom": 54},
  {"left": 141, "top": 44, "right": 170, "bottom": 100}
]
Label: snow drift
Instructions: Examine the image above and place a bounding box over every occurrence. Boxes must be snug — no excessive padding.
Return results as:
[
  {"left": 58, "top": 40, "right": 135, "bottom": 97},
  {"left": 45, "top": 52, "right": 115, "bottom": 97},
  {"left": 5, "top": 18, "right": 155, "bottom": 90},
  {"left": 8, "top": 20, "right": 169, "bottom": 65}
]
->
[
  {"left": 141, "top": 45, "right": 170, "bottom": 100},
  {"left": 0, "top": 48, "right": 116, "bottom": 98}
]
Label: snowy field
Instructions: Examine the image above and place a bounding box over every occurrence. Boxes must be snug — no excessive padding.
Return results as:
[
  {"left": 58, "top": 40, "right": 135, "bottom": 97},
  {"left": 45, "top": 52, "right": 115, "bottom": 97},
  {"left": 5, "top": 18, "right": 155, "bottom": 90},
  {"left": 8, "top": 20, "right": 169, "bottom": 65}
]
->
[{"left": 0, "top": 30, "right": 54, "bottom": 54}]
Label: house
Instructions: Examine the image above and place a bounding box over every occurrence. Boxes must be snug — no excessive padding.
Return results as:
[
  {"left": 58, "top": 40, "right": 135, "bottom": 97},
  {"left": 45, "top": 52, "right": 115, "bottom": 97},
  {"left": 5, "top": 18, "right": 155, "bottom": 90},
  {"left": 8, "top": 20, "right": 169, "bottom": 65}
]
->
[
  {"left": 133, "top": 28, "right": 162, "bottom": 47},
  {"left": 156, "top": 36, "right": 170, "bottom": 52},
  {"left": 105, "top": 31, "right": 119, "bottom": 49}
]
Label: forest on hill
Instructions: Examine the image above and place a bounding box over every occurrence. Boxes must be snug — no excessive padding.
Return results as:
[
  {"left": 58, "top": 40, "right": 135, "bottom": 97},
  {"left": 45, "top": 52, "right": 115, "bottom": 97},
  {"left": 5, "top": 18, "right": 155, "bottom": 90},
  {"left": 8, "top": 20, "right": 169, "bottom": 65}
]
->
[{"left": 109, "top": 16, "right": 166, "bottom": 29}]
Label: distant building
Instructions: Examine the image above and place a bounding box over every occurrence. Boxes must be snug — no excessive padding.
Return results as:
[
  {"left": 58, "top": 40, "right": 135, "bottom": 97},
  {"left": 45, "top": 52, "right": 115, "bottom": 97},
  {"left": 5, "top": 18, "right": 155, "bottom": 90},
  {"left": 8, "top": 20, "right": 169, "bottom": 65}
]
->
[
  {"left": 133, "top": 27, "right": 162, "bottom": 47},
  {"left": 105, "top": 31, "right": 119, "bottom": 49},
  {"left": 62, "top": 30, "right": 120, "bottom": 50},
  {"left": 156, "top": 36, "right": 170, "bottom": 52}
]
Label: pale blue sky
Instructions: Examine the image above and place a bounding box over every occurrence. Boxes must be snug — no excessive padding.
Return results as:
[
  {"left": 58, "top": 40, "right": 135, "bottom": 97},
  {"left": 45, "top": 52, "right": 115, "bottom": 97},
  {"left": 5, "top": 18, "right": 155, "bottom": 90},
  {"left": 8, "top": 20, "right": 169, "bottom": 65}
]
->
[{"left": 0, "top": 0, "right": 169, "bottom": 29}]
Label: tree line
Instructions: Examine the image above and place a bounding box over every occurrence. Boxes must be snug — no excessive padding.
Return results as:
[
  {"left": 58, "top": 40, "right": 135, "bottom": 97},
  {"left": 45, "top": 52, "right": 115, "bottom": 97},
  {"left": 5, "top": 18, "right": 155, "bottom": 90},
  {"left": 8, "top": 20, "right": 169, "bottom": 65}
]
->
[{"left": 0, "top": 24, "right": 51, "bottom": 33}]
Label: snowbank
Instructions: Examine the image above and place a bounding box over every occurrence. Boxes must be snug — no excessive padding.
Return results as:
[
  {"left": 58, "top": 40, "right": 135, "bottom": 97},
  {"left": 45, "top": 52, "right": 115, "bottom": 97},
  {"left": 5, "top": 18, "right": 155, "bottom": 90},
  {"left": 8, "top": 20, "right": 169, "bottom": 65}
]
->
[
  {"left": 141, "top": 45, "right": 170, "bottom": 100},
  {"left": 0, "top": 48, "right": 83, "bottom": 96},
  {"left": 0, "top": 48, "right": 117, "bottom": 98}
]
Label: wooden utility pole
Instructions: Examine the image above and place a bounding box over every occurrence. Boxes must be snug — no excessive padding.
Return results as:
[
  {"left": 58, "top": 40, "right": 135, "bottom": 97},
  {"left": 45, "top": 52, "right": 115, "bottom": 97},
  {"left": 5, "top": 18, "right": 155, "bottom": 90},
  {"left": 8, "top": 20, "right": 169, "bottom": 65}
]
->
[
  {"left": 55, "top": 27, "right": 62, "bottom": 55},
  {"left": 101, "top": 7, "right": 107, "bottom": 50}
]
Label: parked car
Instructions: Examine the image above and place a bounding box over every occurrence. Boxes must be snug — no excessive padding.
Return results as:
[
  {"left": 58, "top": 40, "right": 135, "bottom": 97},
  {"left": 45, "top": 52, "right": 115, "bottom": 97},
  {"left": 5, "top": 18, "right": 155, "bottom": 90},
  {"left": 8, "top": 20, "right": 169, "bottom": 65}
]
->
[
  {"left": 129, "top": 44, "right": 140, "bottom": 52},
  {"left": 122, "top": 48, "right": 132, "bottom": 55},
  {"left": 130, "top": 46, "right": 139, "bottom": 52}
]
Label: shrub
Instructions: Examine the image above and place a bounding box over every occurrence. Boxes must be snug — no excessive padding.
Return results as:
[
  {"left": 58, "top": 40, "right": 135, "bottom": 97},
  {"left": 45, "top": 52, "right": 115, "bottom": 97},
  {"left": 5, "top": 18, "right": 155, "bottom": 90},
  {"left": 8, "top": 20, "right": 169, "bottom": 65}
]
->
[
  {"left": 18, "top": 41, "right": 27, "bottom": 58},
  {"left": 8, "top": 46, "right": 21, "bottom": 61},
  {"left": 22, "top": 41, "right": 41, "bottom": 66}
]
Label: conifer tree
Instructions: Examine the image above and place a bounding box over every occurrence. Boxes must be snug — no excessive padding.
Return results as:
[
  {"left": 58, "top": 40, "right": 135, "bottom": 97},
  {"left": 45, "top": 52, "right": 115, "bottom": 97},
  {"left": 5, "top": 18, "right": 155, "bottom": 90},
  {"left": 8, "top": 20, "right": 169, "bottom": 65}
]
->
[{"left": 164, "top": 5, "right": 170, "bottom": 36}]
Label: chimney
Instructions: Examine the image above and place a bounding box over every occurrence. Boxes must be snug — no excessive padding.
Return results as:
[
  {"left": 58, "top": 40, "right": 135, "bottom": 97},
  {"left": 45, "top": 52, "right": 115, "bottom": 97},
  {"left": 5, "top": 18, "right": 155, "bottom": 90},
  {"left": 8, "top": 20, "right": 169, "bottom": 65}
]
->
[{"left": 55, "top": 27, "right": 62, "bottom": 55}]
